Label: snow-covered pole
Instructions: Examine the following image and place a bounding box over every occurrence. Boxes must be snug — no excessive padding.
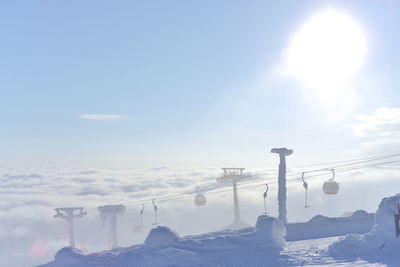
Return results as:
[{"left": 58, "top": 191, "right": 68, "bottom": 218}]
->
[
  {"left": 271, "top": 148, "right": 293, "bottom": 224},
  {"left": 98, "top": 205, "right": 125, "bottom": 249},
  {"left": 232, "top": 178, "right": 240, "bottom": 222},
  {"left": 217, "top": 168, "right": 251, "bottom": 225},
  {"left": 54, "top": 207, "right": 87, "bottom": 248}
]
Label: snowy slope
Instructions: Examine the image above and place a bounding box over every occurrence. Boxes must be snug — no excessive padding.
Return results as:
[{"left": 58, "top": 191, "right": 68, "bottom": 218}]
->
[
  {"left": 37, "top": 236, "right": 387, "bottom": 267},
  {"left": 283, "top": 236, "right": 385, "bottom": 266}
]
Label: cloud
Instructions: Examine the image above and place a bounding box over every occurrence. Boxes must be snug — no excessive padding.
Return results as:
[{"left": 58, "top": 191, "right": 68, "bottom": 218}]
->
[
  {"left": 351, "top": 107, "right": 400, "bottom": 138},
  {"left": 348, "top": 107, "right": 400, "bottom": 154},
  {"left": 76, "top": 186, "right": 109, "bottom": 196},
  {"left": 78, "top": 114, "right": 126, "bottom": 121}
]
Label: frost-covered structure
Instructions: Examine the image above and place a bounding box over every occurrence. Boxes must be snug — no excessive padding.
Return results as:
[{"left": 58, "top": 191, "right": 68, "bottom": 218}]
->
[
  {"left": 271, "top": 147, "right": 293, "bottom": 224},
  {"left": 37, "top": 215, "right": 287, "bottom": 267},
  {"left": 328, "top": 193, "right": 400, "bottom": 265}
]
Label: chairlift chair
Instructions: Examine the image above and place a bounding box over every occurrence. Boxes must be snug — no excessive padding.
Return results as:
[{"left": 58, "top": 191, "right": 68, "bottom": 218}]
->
[
  {"left": 152, "top": 199, "right": 158, "bottom": 225},
  {"left": 133, "top": 204, "right": 145, "bottom": 232},
  {"left": 302, "top": 172, "right": 310, "bottom": 208},
  {"left": 194, "top": 186, "right": 207, "bottom": 206},
  {"left": 263, "top": 184, "right": 269, "bottom": 214},
  {"left": 395, "top": 204, "right": 400, "bottom": 237},
  {"left": 323, "top": 169, "right": 339, "bottom": 195}
]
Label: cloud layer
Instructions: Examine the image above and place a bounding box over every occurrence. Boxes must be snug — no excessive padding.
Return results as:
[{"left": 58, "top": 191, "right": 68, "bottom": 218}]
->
[{"left": 1, "top": 159, "right": 400, "bottom": 266}]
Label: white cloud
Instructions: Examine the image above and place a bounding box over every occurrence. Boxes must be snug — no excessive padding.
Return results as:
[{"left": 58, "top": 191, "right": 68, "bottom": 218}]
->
[
  {"left": 78, "top": 114, "right": 126, "bottom": 121},
  {"left": 348, "top": 107, "right": 400, "bottom": 155},
  {"left": 351, "top": 107, "right": 400, "bottom": 137}
]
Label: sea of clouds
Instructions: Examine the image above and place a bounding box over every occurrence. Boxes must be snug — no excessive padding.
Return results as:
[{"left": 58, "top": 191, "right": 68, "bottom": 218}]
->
[{"left": 0, "top": 161, "right": 399, "bottom": 267}]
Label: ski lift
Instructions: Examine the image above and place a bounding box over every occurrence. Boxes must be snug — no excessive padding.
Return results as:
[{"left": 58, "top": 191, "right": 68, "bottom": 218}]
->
[
  {"left": 263, "top": 184, "right": 269, "bottom": 214},
  {"left": 152, "top": 199, "right": 158, "bottom": 225},
  {"left": 194, "top": 186, "right": 207, "bottom": 206},
  {"left": 302, "top": 172, "right": 310, "bottom": 208},
  {"left": 133, "top": 204, "right": 145, "bottom": 232},
  {"left": 323, "top": 169, "right": 339, "bottom": 195}
]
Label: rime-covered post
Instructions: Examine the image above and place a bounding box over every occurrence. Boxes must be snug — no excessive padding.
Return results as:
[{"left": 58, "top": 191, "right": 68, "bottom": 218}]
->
[
  {"left": 98, "top": 205, "right": 125, "bottom": 249},
  {"left": 217, "top": 168, "right": 251, "bottom": 225},
  {"left": 271, "top": 148, "right": 293, "bottom": 224},
  {"left": 54, "top": 207, "right": 87, "bottom": 248}
]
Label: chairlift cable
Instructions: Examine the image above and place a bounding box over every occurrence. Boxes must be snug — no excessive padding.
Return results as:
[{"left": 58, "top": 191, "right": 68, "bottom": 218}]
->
[
  {"left": 119, "top": 159, "right": 400, "bottom": 207},
  {"left": 74, "top": 158, "right": 400, "bottom": 211},
  {"left": 253, "top": 153, "right": 400, "bottom": 176}
]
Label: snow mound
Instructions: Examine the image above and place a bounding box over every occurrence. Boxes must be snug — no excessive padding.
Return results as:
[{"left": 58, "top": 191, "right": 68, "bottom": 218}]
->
[
  {"left": 352, "top": 210, "right": 369, "bottom": 217},
  {"left": 54, "top": 248, "right": 86, "bottom": 265},
  {"left": 144, "top": 226, "right": 183, "bottom": 248},
  {"left": 286, "top": 210, "right": 374, "bottom": 241},
  {"left": 328, "top": 193, "right": 400, "bottom": 264},
  {"left": 254, "top": 215, "right": 286, "bottom": 247}
]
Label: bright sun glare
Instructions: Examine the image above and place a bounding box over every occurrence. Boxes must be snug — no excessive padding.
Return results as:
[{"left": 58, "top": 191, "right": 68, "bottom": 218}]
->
[{"left": 286, "top": 10, "right": 367, "bottom": 99}]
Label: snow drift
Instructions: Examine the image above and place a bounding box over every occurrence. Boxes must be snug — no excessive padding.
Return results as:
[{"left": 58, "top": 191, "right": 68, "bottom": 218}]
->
[
  {"left": 37, "top": 215, "right": 287, "bottom": 267},
  {"left": 286, "top": 210, "right": 374, "bottom": 241},
  {"left": 328, "top": 193, "right": 400, "bottom": 265}
]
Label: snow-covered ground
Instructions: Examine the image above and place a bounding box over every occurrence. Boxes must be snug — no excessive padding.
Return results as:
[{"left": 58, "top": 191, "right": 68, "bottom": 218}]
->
[
  {"left": 286, "top": 210, "right": 374, "bottom": 241},
  {"left": 37, "top": 236, "right": 388, "bottom": 267},
  {"left": 38, "top": 215, "right": 287, "bottom": 267},
  {"left": 283, "top": 237, "right": 385, "bottom": 266},
  {"left": 37, "top": 203, "right": 399, "bottom": 267},
  {"left": 37, "top": 193, "right": 400, "bottom": 267},
  {"left": 328, "top": 194, "right": 400, "bottom": 266}
]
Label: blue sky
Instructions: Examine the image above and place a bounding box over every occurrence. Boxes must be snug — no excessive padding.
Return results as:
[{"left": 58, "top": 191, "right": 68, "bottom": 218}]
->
[{"left": 1, "top": 0, "right": 400, "bottom": 166}]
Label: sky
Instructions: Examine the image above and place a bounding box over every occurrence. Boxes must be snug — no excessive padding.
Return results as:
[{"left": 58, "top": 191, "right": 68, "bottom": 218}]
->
[
  {"left": 1, "top": 0, "right": 400, "bottom": 266},
  {"left": 1, "top": 0, "right": 399, "bottom": 165}
]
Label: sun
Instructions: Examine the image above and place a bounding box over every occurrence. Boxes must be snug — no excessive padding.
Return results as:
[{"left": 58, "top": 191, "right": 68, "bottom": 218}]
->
[{"left": 286, "top": 10, "right": 367, "bottom": 99}]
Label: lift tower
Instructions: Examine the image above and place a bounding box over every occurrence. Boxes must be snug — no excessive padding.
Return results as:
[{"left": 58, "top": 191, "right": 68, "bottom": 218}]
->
[
  {"left": 271, "top": 147, "right": 293, "bottom": 224},
  {"left": 54, "top": 207, "right": 87, "bottom": 248},
  {"left": 98, "top": 205, "right": 125, "bottom": 249},
  {"left": 217, "top": 168, "right": 251, "bottom": 228}
]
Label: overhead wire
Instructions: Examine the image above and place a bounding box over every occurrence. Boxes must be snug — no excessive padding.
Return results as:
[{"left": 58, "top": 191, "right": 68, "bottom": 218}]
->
[
  {"left": 107, "top": 159, "right": 400, "bottom": 209},
  {"left": 80, "top": 154, "right": 400, "bottom": 212},
  {"left": 252, "top": 153, "right": 400, "bottom": 176}
]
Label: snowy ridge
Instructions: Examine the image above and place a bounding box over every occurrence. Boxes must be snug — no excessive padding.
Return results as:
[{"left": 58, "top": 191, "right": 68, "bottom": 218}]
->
[{"left": 286, "top": 210, "right": 374, "bottom": 241}]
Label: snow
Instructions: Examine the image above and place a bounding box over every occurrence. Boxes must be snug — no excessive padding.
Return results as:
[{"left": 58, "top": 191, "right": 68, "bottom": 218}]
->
[
  {"left": 144, "top": 226, "right": 183, "bottom": 248},
  {"left": 37, "top": 195, "right": 400, "bottom": 267},
  {"left": 37, "top": 236, "right": 386, "bottom": 267},
  {"left": 286, "top": 210, "right": 374, "bottom": 241},
  {"left": 37, "top": 215, "right": 287, "bottom": 267},
  {"left": 328, "top": 193, "right": 400, "bottom": 265},
  {"left": 53, "top": 248, "right": 86, "bottom": 266},
  {"left": 283, "top": 236, "right": 385, "bottom": 266}
]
